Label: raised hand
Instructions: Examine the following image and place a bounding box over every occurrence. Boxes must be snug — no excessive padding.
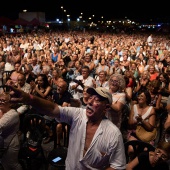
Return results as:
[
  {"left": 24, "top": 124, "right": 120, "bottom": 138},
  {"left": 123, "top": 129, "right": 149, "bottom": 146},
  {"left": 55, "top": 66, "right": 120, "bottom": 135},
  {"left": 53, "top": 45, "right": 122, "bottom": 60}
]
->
[{"left": 8, "top": 85, "right": 30, "bottom": 103}]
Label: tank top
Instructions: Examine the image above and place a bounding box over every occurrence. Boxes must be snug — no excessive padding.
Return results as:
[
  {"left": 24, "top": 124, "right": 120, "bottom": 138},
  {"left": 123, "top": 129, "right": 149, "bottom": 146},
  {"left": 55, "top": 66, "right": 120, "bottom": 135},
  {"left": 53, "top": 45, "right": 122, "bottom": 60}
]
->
[
  {"left": 51, "top": 53, "right": 58, "bottom": 63},
  {"left": 133, "top": 104, "right": 153, "bottom": 122}
]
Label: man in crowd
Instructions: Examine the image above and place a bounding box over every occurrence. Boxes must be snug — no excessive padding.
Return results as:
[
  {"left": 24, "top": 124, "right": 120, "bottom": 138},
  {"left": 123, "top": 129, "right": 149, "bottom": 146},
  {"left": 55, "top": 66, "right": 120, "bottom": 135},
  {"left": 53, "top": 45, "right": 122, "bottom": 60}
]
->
[{"left": 9, "top": 85, "right": 126, "bottom": 170}]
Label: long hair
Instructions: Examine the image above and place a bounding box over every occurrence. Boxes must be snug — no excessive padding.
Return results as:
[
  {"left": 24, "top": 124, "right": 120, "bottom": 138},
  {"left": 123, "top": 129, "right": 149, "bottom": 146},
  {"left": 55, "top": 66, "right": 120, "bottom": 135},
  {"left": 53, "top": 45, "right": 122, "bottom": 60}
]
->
[{"left": 37, "top": 74, "right": 50, "bottom": 88}]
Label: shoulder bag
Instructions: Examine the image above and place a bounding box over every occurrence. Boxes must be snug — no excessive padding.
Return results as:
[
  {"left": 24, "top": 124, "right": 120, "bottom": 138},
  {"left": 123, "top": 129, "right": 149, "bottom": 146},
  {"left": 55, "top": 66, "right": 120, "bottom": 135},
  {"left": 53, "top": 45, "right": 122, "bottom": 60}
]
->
[{"left": 136, "top": 113, "right": 157, "bottom": 143}]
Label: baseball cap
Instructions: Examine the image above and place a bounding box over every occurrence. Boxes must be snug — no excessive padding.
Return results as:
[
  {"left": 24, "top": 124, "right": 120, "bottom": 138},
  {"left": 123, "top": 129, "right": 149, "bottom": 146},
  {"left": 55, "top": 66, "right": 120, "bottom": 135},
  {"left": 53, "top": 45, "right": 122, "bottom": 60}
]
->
[{"left": 87, "top": 87, "right": 112, "bottom": 104}]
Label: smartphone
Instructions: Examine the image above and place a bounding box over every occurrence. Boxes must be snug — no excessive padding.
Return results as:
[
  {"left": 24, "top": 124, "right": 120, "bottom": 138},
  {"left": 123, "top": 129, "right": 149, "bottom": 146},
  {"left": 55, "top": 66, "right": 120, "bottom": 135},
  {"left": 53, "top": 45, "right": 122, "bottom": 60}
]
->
[{"left": 52, "top": 157, "right": 62, "bottom": 163}]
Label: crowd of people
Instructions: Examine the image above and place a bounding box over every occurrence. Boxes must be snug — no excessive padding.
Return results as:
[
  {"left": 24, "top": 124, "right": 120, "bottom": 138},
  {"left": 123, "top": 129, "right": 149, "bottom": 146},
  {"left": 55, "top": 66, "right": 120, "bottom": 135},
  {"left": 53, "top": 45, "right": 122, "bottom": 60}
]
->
[{"left": 0, "top": 30, "right": 170, "bottom": 169}]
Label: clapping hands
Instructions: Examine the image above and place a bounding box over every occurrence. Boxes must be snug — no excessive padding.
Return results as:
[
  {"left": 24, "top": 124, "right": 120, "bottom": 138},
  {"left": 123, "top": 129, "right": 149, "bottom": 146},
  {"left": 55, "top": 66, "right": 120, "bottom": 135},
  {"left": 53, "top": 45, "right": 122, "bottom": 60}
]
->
[{"left": 135, "top": 115, "right": 143, "bottom": 124}]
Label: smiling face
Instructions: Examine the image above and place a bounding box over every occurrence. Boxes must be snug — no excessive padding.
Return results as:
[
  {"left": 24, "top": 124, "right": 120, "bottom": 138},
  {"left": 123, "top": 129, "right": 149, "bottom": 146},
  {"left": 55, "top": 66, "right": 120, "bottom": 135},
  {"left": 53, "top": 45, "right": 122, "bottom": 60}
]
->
[
  {"left": 0, "top": 93, "right": 11, "bottom": 112},
  {"left": 137, "top": 92, "right": 146, "bottom": 104},
  {"left": 109, "top": 77, "right": 119, "bottom": 92}
]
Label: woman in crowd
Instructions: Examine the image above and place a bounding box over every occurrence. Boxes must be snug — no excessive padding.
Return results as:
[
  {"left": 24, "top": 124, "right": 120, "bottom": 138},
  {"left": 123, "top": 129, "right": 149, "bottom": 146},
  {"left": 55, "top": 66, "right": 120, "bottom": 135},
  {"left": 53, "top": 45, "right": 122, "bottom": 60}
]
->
[
  {"left": 0, "top": 55, "right": 5, "bottom": 85},
  {"left": 83, "top": 53, "right": 95, "bottom": 77},
  {"left": 73, "top": 60, "right": 82, "bottom": 78},
  {"left": 147, "top": 79, "right": 162, "bottom": 113},
  {"left": 106, "top": 73, "right": 126, "bottom": 128},
  {"left": 109, "top": 58, "right": 122, "bottom": 75},
  {"left": 50, "top": 67, "right": 64, "bottom": 94},
  {"left": 79, "top": 86, "right": 91, "bottom": 109},
  {"left": 148, "top": 65, "right": 159, "bottom": 82},
  {"left": 30, "top": 74, "right": 53, "bottom": 144},
  {"left": 8, "top": 62, "right": 22, "bottom": 84},
  {"left": 93, "top": 70, "right": 109, "bottom": 89},
  {"left": 51, "top": 46, "right": 61, "bottom": 66},
  {"left": 30, "top": 74, "right": 52, "bottom": 100},
  {"left": 124, "top": 76, "right": 133, "bottom": 107},
  {"left": 126, "top": 141, "right": 170, "bottom": 170},
  {"left": 95, "top": 58, "right": 110, "bottom": 76},
  {"left": 127, "top": 90, "right": 156, "bottom": 145},
  {"left": 135, "top": 58, "right": 145, "bottom": 76},
  {"left": 158, "top": 72, "right": 170, "bottom": 108},
  {"left": 0, "top": 92, "right": 23, "bottom": 170},
  {"left": 132, "top": 70, "right": 150, "bottom": 104},
  {"left": 130, "top": 62, "right": 139, "bottom": 80},
  {"left": 124, "top": 70, "right": 136, "bottom": 90}
]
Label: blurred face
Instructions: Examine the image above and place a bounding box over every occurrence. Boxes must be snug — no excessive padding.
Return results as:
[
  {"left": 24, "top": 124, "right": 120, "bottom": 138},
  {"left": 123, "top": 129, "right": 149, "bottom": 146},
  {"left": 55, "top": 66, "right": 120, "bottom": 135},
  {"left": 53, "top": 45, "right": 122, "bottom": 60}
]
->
[
  {"left": 17, "top": 75, "right": 25, "bottom": 87},
  {"left": 159, "top": 75, "right": 165, "bottom": 82},
  {"left": 37, "top": 76, "right": 44, "bottom": 86},
  {"left": 114, "top": 60, "right": 119, "bottom": 66},
  {"left": 142, "top": 72, "right": 148, "bottom": 79},
  {"left": 0, "top": 93, "right": 11, "bottom": 111},
  {"left": 99, "top": 72, "right": 106, "bottom": 80},
  {"left": 131, "top": 64, "right": 136, "bottom": 70},
  {"left": 109, "top": 77, "right": 119, "bottom": 92},
  {"left": 42, "top": 68, "right": 49, "bottom": 75},
  {"left": 52, "top": 70, "right": 58, "bottom": 78},
  {"left": 83, "top": 88, "right": 91, "bottom": 98},
  {"left": 32, "top": 58, "right": 37, "bottom": 65},
  {"left": 153, "top": 148, "right": 169, "bottom": 165},
  {"left": 125, "top": 71, "right": 131, "bottom": 77},
  {"left": 86, "top": 95, "right": 106, "bottom": 120},
  {"left": 149, "top": 66, "right": 155, "bottom": 73},
  {"left": 137, "top": 92, "right": 146, "bottom": 104},
  {"left": 85, "top": 55, "right": 91, "bottom": 61},
  {"left": 75, "top": 61, "right": 80, "bottom": 68},
  {"left": 72, "top": 54, "right": 78, "bottom": 61},
  {"left": 81, "top": 68, "right": 89, "bottom": 78},
  {"left": 101, "top": 59, "right": 106, "bottom": 65},
  {"left": 15, "top": 63, "right": 20, "bottom": 71},
  {"left": 57, "top": 82, "right": 66, "bottom": 94}
]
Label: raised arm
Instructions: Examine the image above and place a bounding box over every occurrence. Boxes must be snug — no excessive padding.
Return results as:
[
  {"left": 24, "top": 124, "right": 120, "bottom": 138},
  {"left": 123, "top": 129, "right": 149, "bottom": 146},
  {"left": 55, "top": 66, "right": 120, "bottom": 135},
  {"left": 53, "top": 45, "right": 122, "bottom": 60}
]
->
[{"left": 9, "top": 86, "right": 60, "bottom": 118}]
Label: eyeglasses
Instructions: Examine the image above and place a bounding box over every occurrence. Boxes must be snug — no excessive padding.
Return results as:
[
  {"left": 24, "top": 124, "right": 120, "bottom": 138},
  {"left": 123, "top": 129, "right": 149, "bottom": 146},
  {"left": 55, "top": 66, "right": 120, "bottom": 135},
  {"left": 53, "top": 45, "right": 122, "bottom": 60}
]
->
[
  {"left": 110, "top": 79, "right": 119, "bottom": 86},
  {"left": 155, "top": 149, "right": 168, "bottom": 160}
]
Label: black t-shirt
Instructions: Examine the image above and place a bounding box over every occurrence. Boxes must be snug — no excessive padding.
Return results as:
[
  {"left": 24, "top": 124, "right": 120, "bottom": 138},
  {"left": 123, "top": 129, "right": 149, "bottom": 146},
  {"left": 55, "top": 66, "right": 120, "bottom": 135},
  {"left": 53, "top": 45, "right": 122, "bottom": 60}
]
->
[
  {"left": 134, "top": 151, "right": 169, "bottom": 170},
  {"left": 53, "top": 90, "right": 73, "bottom": 106}
]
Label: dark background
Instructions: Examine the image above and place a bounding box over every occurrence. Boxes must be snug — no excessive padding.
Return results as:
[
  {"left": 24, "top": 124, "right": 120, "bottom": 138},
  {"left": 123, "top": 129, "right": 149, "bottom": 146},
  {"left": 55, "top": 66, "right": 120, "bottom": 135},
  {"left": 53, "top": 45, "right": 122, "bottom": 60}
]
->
[{"left": 1, "top": 0, "right": 169, "bottom": 22}]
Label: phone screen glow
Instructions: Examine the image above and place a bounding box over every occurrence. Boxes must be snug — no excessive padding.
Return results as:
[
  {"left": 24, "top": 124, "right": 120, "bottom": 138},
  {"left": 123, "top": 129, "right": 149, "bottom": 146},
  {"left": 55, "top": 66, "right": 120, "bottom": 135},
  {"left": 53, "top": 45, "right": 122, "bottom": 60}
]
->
[{"left": 52, "top": 157, "right": 62, "bottom": 163}]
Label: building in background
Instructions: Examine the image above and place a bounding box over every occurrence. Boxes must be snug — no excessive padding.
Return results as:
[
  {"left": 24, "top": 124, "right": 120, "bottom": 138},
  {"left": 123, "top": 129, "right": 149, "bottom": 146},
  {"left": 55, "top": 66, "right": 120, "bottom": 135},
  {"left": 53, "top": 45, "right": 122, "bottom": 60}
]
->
[{"left": 19, "top": 12, "right": 45, "bottom": 24}]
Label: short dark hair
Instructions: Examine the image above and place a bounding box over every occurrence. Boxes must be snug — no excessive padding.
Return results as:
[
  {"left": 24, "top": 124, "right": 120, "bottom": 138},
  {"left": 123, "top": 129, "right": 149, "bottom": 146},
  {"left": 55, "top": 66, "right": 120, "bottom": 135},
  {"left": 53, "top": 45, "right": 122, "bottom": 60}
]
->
[
  {"left": 138, "top": 89, "right": 151, "bottom": 105},
  {"left": 157, "top": 141, "right": 170, "bottom": 157}
]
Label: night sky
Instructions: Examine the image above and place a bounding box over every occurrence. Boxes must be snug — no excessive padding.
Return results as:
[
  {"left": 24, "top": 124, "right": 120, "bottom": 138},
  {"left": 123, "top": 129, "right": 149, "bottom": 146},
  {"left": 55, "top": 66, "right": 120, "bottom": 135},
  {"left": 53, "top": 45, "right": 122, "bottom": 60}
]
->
[{"left": 1, "top": 0, "right": 169, "bottom": 22}]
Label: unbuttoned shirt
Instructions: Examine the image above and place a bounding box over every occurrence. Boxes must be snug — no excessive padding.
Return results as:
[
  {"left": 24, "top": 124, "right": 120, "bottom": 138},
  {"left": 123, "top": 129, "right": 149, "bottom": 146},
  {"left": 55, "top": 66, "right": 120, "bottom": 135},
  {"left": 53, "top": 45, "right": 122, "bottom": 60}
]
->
[{"left": 56, "top": 106, "right": 126, "bottom": 170}]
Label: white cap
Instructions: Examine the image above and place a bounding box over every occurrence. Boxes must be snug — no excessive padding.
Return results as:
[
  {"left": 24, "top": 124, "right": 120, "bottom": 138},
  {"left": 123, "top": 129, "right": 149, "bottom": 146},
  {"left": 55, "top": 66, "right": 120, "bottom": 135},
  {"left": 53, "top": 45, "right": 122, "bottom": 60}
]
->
[{"left": 87, "top": 87, "right": 112, "bottom": 104}]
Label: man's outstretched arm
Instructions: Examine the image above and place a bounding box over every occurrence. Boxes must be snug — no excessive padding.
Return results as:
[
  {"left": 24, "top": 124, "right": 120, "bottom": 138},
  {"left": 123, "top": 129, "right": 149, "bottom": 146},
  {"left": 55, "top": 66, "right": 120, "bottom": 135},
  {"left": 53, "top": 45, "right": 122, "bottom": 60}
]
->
[{"left": 9, "top": 85, "right": 60, "bottom": 118}]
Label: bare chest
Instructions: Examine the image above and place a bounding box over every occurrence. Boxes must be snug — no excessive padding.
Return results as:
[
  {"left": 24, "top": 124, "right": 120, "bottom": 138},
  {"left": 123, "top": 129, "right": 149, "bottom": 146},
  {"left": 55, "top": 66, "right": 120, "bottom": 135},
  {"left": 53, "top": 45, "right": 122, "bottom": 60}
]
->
[{"left": 84, "top": 125, "right": 98, "bottom": 155}]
